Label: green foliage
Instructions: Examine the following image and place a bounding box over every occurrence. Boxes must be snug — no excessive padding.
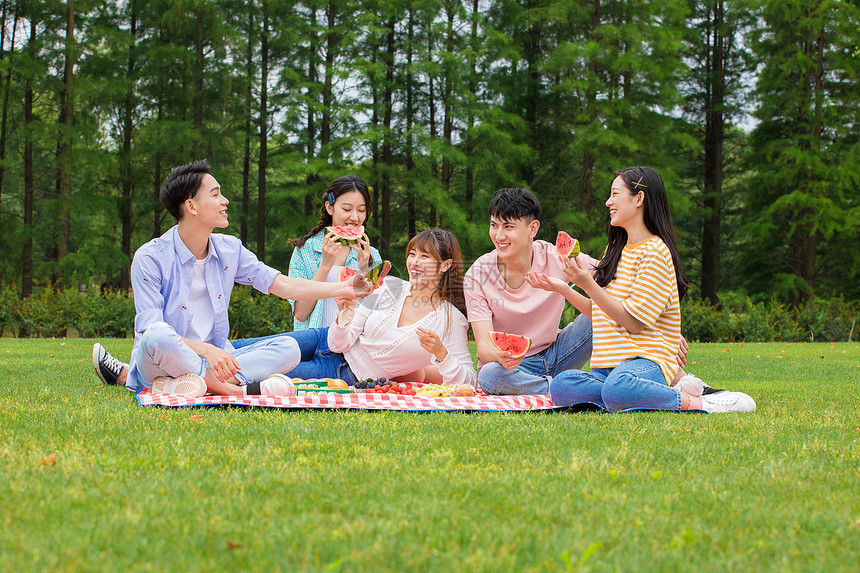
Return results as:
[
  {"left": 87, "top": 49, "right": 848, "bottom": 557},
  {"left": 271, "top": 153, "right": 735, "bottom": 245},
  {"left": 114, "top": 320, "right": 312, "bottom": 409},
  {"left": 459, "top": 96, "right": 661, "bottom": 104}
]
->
[
  {"left": 682, "top": 292, "right": 860, "bottom": 343},
  {"left": 227, "top": 285, "right": 294, "bottom": 340},
  {"left": 0, "top": 284, "right": 294, "bottom": 339}
]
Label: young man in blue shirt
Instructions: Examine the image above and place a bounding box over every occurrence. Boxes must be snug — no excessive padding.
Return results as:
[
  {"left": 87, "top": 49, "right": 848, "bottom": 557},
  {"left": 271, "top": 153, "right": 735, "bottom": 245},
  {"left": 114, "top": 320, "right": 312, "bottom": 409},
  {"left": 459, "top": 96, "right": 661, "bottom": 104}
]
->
[{"left": 92, "top": 159, "right": 371, "bottom": 397}]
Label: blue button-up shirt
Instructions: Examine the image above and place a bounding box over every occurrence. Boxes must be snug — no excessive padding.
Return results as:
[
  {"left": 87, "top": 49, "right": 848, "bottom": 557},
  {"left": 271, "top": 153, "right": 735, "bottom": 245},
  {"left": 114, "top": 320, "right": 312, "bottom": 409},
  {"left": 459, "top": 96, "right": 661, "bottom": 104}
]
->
[{"left": 127, "top": 225, "right": 280, "bottom": 390}]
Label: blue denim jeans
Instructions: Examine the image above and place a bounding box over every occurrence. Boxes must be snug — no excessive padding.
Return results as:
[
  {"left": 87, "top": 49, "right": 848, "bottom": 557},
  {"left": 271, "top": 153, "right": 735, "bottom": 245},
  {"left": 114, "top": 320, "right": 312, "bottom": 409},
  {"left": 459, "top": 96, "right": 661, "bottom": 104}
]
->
[
  {"left": 550, "top": 357, "right": 681, "bottom": 411},
  {"left": 132, "top": 321, "right": 300, "bottom": 388},
  {"left": 259, "top": 327, "right": 358, "bottom": 384},
  {"left": 477, "top": 313, "right": 593, "bottom": 395}
]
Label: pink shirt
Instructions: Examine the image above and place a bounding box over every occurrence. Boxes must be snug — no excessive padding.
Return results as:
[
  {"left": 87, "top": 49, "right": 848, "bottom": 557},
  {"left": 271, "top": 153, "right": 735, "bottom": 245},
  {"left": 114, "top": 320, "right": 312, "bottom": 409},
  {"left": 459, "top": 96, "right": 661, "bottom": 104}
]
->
[{"left": 464, "top": 240, "right": 596, "bottom": 365}]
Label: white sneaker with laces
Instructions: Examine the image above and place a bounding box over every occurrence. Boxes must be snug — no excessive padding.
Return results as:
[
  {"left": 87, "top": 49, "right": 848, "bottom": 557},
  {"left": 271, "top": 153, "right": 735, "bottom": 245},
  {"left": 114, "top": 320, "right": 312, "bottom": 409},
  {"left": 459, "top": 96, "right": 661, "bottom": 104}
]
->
[
  {"left": 259, "top": 374, "right": 296, "bottom": 396},
  {"left": 151, "top": 373, "right": 207, "bottom": 397},
  {"left": 92, "top": 343, "right": 128, "bottom": 386},
  {"left": 701, "top": 391, "right": 756, "bottom": 413},
  {"left": 676, "top": 374, "right": 705, "bottom": 396}
]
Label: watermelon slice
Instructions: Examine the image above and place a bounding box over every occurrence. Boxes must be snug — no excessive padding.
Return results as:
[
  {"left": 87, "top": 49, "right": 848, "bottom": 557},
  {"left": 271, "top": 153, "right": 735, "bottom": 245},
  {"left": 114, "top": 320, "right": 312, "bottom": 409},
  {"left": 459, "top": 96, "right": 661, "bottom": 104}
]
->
[
  {"left": 326, "top": 225, "right": 364, "bottom": 245},
  {"left": 368, "top": 260, "right": 391, "bottom": 286},
  {"left": 489, "top": 331, "right": 532, "bottom": 359},
  {"left": 337, "top": 266, "right": 358, "bottom": 282},
  {"left": 555, "top": 231, "right": 580, "bottom": 258}
]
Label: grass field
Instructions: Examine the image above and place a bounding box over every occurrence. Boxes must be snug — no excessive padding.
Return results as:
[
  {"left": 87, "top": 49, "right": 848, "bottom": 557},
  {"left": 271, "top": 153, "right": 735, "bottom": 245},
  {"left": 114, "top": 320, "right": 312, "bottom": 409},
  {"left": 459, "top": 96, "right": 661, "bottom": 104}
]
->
[{"left": 1, "top": 339, "right": 858, "bottom": 572}]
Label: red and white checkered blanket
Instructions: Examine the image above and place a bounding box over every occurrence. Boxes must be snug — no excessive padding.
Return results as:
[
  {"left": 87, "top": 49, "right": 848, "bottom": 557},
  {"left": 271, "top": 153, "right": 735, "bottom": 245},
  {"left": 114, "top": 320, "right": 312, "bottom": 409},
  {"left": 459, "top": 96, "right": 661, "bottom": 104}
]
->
[{"left": 134, "top": 382, "right": 592, "bottom": 412}]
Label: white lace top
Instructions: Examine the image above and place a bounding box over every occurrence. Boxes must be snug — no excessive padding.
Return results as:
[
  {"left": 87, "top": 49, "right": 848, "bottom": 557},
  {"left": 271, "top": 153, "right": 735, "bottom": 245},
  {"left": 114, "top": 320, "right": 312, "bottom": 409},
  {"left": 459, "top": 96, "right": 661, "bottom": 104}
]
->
[{"left": 327, "top": 278, "right": 477, "bottom": 386}]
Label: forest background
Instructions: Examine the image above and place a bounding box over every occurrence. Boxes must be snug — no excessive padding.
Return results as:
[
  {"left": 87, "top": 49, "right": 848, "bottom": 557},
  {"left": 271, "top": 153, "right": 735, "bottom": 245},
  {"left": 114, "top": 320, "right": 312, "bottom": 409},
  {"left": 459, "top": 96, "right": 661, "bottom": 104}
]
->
[{"left": 1, "top": 0, "right": 859, "bottom": 338}]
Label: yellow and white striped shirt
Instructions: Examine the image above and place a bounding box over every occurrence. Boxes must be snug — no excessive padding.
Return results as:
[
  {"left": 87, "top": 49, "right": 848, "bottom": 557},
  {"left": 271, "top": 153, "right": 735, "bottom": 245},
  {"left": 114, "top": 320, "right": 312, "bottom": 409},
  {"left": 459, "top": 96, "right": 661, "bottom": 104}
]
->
[{"left": 590, "top": 236, "right": 681, "bottom": 384}]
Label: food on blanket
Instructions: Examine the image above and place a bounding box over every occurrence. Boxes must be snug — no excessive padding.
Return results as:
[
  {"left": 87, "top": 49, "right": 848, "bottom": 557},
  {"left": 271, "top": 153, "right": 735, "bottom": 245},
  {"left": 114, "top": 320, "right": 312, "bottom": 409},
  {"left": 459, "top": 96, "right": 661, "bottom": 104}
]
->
[
  {"left": 489, "top": 331, "right": 532, "bottom": 359},
  {"left": 327, "top": 379, "right": 349, "bottom": 390},
  {"left": 325, "top": 225, "right": 364, "bottom": 245},
  {"left": 449, "top": 383, "right": 476, "bottom": 397},
  {"left": 555, "top": 231, "right": 580, "bottom": 258},
  {"left": 371, "top": 382, "right": 416, "bottom": 395},
  {"left": 289, "top": 377, "right": 353, "bottom": 394},
  {"left": 354, "top": 377, "right": 388, "bottom": 390},
  {"left": 367, "top": 260, "right": 392, "bottom": 287},
  {"left": 338, "top": 266, "right": 358, "bottom": 282},
  {"left": 415, "top": 384, "right": 452, "bottom": 397}
]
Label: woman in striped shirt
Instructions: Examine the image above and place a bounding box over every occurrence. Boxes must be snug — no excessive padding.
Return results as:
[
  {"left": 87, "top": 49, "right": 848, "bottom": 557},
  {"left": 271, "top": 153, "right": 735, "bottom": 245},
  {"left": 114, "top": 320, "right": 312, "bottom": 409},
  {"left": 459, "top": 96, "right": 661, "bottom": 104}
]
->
[{"left": 530, "top": 166, "right": 713, "bottom": 411}]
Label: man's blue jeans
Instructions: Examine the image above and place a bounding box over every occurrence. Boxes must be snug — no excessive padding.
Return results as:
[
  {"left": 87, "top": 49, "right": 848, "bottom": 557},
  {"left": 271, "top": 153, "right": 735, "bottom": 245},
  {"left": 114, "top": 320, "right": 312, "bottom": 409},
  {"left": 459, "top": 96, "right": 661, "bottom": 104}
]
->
[{"left": 478, "top": 313, "right": 593, "bottom": 395}]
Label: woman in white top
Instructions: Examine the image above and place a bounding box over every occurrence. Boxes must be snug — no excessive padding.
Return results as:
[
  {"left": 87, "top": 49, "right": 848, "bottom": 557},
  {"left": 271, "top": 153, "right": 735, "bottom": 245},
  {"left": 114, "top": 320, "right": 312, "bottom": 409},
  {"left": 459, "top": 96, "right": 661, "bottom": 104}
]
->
[{"left": 281, "top": 228, "right": 477, "bottom": 387}]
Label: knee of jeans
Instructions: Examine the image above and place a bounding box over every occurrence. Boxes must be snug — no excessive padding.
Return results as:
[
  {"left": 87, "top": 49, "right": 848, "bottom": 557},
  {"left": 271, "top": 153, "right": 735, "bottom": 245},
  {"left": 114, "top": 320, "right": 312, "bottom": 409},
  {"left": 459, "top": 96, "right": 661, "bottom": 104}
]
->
[
  {"left": 477, "top": 362, "right": 506, "bottom": 392},
  {"left": 601, "top": 372, "right": 638, "bottom": 409},
  {"left": 140, "top": 322, "right": 174, "bottom": 351}
]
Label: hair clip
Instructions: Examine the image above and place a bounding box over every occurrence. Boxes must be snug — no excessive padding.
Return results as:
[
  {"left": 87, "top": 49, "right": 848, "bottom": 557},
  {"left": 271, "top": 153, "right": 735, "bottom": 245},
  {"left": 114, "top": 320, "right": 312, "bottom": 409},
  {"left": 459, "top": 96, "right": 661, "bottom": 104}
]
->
[
  {"left": 328, "top": 191, "right": 335, "bottom": 204},
  {"left": 632, "top": 176, "right": 647, "bottom": 190}
]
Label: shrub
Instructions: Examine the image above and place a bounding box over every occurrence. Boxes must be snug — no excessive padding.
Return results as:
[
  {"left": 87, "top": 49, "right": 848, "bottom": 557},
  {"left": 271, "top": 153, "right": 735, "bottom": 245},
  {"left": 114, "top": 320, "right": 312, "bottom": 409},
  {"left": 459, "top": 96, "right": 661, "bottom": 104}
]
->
[{"left": 227, "top": 285, "right": 294, "bottom": 339}]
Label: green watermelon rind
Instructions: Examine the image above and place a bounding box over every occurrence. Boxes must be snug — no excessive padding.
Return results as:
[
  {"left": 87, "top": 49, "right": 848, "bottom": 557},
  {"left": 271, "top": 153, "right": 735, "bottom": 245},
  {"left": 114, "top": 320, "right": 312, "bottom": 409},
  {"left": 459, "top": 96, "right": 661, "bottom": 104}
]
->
[
  {"left": 368, "top": 260, "right": 391, "bottom": 286},
  {"left": 488, "top": 331, "right": 532, "bottom": 359},
  {"left": 326, "top": 225, "right": 364, "bottom": 245},
  {"left": 555, "top": 231, "right": 580, "bottom": 258}
]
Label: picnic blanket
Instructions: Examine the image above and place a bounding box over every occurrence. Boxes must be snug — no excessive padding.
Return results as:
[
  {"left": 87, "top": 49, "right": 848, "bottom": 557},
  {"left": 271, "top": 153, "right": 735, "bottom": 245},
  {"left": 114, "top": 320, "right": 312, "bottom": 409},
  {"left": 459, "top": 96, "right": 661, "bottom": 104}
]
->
[{"left": 134, "top": 382, "right": 604, "bottom": 412}]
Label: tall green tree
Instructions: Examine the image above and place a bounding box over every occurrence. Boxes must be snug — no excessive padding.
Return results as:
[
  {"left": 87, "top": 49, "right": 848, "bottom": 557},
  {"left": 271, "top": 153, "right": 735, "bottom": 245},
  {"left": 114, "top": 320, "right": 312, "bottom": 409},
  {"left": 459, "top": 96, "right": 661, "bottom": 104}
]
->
[{"left": 744, "top": 0, "right": 860, "bottom": 302}]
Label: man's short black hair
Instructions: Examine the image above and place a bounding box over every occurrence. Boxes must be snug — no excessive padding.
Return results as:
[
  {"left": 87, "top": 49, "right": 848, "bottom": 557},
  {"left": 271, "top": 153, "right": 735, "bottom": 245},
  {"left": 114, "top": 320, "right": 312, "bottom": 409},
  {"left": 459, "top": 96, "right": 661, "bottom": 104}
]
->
[
  {"left": 488, "top": 187, "right": 540, "bottom": 223},
  {"left": 160, "top": 159, "right": 212, "bottom": 221}
]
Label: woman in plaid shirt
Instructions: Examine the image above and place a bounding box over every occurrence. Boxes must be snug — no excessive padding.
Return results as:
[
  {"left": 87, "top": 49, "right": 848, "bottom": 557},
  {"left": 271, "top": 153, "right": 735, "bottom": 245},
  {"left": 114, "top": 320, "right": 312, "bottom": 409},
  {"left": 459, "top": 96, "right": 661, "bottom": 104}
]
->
[{"left": 288, "top": 175, "right": 382, "bottom": 330}]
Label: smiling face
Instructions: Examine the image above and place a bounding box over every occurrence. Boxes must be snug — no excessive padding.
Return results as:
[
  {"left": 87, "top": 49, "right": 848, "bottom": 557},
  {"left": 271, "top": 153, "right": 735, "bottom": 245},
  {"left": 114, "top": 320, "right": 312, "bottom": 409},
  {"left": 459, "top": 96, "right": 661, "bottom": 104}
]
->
[
  {"left": 406, "top": 246, "right": 451, "bottom": 290},
  {"left": 489, "top": 216, "right": 539, "bottom": 260},
  {"left": 606, "top": 175, "right": 643, "bottom": 230},
  {"left": 326, "top": 190, "right": 368, "bottom": 227},
  {"left": 187, "top": 174, "right": 229, "bottom": 229}
]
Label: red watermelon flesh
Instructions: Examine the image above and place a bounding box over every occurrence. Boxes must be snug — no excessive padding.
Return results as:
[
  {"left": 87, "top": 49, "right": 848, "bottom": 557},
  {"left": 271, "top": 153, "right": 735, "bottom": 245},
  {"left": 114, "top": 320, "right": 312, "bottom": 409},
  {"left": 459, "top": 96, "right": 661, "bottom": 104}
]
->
[
  {"left": 555, "top": 231, "right": 580, "bottom": 258},
  {"left": 338, "top": 266, "right": 358, "bottom": 282},
  {"left": 326, "top": 225, "right": 364, "bottom": 244},
  {"left": 489, "top": 331, "right": 532, "bottom": 358},
  {"left": 368, "top": 260, "right": 391, "bottom": 286}
]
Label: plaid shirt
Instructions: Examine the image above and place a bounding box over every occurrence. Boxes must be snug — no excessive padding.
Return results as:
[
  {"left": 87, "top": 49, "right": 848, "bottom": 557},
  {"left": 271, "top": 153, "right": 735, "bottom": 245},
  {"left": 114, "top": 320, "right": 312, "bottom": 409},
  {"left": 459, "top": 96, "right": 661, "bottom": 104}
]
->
[{"left": 287, "top": 231, "right": 381, "bottom": 330}]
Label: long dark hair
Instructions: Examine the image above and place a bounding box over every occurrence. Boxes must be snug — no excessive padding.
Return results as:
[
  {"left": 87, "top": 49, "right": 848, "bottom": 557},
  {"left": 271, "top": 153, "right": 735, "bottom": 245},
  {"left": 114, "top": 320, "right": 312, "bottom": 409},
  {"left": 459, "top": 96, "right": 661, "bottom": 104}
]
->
[
  {"left": 593, "top": 166, "right": 688, "bottom": 299},
  {"left": 405, "top": 228, "right": 467, "bottom": 317},
  {"left": 291, "top": 174, "right": 373, "bottom": 248}
]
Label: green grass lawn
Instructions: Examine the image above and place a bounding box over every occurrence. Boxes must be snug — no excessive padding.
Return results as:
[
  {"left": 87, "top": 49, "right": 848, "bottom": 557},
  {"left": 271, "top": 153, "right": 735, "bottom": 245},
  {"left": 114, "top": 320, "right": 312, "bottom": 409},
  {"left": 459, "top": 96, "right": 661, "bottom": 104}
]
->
[{"left": 1, "top": 339, "right": 858, "bottom": 572}]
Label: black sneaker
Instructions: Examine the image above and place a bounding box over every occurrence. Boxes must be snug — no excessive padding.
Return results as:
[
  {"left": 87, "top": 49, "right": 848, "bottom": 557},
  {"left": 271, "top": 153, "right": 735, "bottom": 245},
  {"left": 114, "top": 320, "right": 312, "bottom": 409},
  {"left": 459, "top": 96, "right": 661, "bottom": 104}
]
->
[{"left": 92, "top": 343, "right": 127, "bottom": 386}]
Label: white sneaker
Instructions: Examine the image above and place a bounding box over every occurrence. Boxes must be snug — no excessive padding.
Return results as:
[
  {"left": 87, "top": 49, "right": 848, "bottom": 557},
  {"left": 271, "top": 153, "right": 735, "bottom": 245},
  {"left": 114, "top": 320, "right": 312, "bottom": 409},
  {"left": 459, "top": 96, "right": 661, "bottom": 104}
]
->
[
  {"left": 244, "top": 374, "right": 296, "bottom": 396},
  {"left": 701, "top": 391, "right": 756, "bottom": 413},
  {"left": 151, "top": 373, "right": 207, "bottom": 397},
  {"left": 676, "top": 374, "right": 705, "bottom": 396}
]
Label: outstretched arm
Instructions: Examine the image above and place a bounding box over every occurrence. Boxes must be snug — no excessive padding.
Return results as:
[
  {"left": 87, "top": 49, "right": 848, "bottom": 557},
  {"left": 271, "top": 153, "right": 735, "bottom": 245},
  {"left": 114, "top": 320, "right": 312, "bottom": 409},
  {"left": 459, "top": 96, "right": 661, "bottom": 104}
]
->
[{"left": 269, "top": 272, "right": 372, "bottom": 301}]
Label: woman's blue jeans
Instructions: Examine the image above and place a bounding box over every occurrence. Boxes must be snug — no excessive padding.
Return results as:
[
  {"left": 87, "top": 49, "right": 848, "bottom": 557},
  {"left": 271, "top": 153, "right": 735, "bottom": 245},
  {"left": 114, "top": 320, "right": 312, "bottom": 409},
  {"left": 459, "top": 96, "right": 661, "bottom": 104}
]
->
[{"left": 550, "top": 358, "right": 681, "bottom": 411}]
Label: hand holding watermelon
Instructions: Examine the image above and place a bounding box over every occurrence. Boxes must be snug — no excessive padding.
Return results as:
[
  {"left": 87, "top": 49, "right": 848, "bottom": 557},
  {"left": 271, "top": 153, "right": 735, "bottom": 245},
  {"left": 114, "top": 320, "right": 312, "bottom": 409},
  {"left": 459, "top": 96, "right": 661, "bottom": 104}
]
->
[
  {"left": 349, "top": 233, "right": 373, "bottom": 272},
  {"left": 558, "top": 254, "right": 593, "bottom": 289}
]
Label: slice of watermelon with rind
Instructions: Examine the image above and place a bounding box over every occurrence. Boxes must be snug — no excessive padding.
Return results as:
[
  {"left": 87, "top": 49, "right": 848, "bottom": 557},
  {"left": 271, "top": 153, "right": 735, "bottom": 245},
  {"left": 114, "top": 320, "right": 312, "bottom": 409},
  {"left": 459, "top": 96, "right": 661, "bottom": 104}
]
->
[
  {"left": 326, "top": 225, "right": 364, "bottom": 245},
  {"left": 555, "top": 231, "right": 580, "bottom": 258},
  {"left": 338, "top": 266, "right": 358, "bottom": 282},
  {"left": 489, "top": 331, "right": 532, "bottom": 359}
]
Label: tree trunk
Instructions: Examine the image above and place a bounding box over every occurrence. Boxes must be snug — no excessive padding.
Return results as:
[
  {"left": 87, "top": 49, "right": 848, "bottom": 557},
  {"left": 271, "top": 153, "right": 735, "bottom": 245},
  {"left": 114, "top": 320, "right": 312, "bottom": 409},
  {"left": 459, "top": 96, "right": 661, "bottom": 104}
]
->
[
  {"left": 700, "top": 0, "right": 725, "bottom": 306},
  {"left": 321, "top": 0, "right": 336, "bottom": 156},
  {"left": 427, "top": 31, "right": 436, "bottom": 227},
  {"left": 241, "top": 5, "right": 254, "bottom": 246},
  {"left": 440, "top": 5, "right": 454, "bottom": 209},
  {"left": 579, "top": 0, "right": 602, "bottom": 224},
  {"left": 464, "top": 0, "right": 478, "bottom": 225},
  {"left": 52, "top": 0, "right": 74, "bottom": 274},
  {"left": 305, "top": 6, "right": 318, "bottom": 217},
  {"left": 119, "top": 3, "right": 137, "bottom": 293},
  {"left": 522, "top": 4, "right": 541, "bottom": 188},
  {"left": 256, "top": 3, "right": 269, "bottom": 261},
  {"left": 21, "top": 18, "right": 37, "bottom": 317},
  {"left": 405, "top": 5, "right": 415, "bottom": 238},
  {"left": 192, "top": 9, "right": 205, "bottom": 158},
  {"left": 0, "top": 4, "right": 19, "bottom": 213},
  {"left": 379, "top": 15, "right": 395, "bottom": 260}
]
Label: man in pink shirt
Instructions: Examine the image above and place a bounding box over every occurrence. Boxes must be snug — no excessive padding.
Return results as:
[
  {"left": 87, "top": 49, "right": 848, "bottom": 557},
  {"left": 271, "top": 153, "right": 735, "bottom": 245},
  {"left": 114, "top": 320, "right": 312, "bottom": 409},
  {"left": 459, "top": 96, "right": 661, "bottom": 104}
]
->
[{"left": 465, "top": 187, "right": 595, "bottom": 395}]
